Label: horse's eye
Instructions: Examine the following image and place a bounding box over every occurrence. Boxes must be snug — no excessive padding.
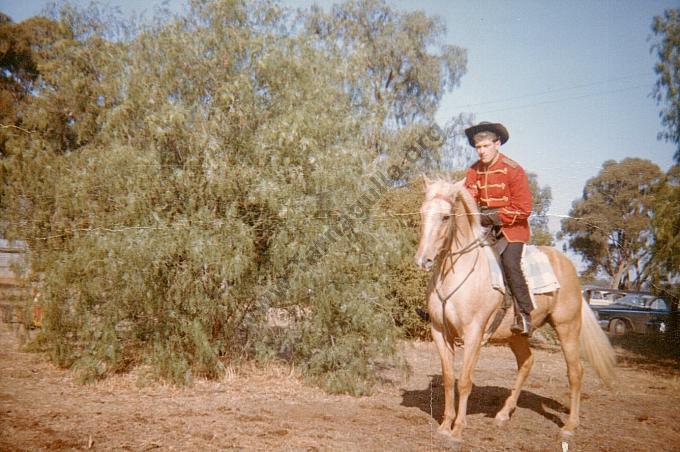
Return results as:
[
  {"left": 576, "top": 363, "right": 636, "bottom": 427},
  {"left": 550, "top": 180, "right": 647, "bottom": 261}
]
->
[{"left": 442, "top": 215, "right": 450, "bottom": 222}]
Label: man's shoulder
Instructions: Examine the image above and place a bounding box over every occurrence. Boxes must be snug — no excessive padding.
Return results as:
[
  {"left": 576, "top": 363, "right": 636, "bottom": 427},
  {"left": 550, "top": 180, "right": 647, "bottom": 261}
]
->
[
  {"left": 500, "top": 154, "right": 519, "bottom": 168},
  {"left": 499, "top": 153, "right": 526, "bottom": 172}
]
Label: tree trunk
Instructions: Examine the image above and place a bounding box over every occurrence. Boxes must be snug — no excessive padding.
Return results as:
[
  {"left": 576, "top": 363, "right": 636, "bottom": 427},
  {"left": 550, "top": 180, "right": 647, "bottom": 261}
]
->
[{"left": 611, "top": 262, "right": 629, "bottom": 289}]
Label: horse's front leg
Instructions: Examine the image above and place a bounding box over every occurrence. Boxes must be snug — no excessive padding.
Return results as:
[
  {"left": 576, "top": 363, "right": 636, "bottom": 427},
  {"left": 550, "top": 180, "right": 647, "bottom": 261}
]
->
[
  {"left": 451, "top": 326, "right": 483, "bottom": 441},
  {"left": 431, "top": 325, "right": 456, "bottom": 434}
]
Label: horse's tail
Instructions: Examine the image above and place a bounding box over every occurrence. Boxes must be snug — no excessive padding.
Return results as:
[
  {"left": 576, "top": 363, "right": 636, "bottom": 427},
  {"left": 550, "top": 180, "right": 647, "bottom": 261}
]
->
[{"left": 580, "top": 300, "right": 616, "bottom": 387}]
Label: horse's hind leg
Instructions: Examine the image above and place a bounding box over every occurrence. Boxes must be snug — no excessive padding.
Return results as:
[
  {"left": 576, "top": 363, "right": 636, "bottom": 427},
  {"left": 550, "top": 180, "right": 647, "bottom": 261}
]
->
[
  {"left": 554, "top": 320, "right": 583, "bottom": 437},
  {"left": 431, "top": 326, "right": 456, "bottom": 434},
  {"left": 495, "top": 335, "right": 534, "bottom": 425}
]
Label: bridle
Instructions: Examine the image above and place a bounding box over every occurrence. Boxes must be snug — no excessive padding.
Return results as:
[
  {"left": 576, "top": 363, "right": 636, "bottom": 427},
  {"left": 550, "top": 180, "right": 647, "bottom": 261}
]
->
[
  {"left": 423, "top": 190, "right": 508, "bottom": 346},
  {"left": 425, "top": 193, "right": 495, "bottom": 305}
]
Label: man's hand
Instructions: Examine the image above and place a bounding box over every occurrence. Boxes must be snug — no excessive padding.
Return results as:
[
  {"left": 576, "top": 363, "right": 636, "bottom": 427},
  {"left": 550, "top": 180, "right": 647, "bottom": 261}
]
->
[{"left": 480, "top": 208, "right": 502, "bottom": 227}]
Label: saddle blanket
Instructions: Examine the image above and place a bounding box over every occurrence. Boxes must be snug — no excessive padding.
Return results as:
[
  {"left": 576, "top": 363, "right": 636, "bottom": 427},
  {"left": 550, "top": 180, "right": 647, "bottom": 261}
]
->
[{"left": 485, "top": 239, "right": 560, "bottom": 307}]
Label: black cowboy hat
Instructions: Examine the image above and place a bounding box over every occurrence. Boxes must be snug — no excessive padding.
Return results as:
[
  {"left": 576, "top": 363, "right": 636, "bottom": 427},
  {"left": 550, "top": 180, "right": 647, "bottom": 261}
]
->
[{"left": 464, "top": 122, "right": 509, "bottom": 146}]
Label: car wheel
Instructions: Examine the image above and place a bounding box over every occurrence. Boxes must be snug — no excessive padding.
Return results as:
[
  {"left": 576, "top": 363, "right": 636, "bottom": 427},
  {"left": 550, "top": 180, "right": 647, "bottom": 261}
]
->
[{"left": 609, "top": 319, "right": 627, "bottom": 336}]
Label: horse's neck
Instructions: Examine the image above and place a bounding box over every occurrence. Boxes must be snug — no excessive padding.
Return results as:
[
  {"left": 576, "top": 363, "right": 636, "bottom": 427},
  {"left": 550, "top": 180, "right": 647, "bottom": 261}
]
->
[
  {"left": 451, "top": 202, "right": 478, "bottom": 249},
  {"left": 435, "top": 202, "right": 482, "bottom": 278}
]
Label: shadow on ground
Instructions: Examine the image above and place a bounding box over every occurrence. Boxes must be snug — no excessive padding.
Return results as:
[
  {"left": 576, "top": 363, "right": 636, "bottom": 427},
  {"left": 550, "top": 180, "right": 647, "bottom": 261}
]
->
[
  {"left": 609, "top": 333, "right": 680, "bottom": 375},
  {"left": 401, "top": 375, "right": 568, "bottom": 428}
]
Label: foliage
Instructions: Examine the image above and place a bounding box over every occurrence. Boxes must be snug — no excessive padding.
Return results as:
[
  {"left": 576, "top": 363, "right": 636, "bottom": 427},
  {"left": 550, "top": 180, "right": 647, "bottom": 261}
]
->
[
  {"left": 379, "top": 177, "right": 433, "bottom": 340},
  {"left": 527, "top": 172, "right": 553, "bottom": 246},
  {"left": 650, "top": 165, "right": 680, "bottom": 283},
  {"left": 0, "top": 0, "right": 468, "bottom": 394},
  {"left": 303, "top": 0, "right": 467, "bottom": 177},
  {"left": 0, "top": 13, "right": 66, "bottom": 163},
  {"left": 559, "top": 158, "right": 662, "bottom": 289},
  {"left": 651, "top": 8, "right": 680, "bottom": 162},
  {"left": 649, "top": 9, "right": 679, "bottom": 341}
]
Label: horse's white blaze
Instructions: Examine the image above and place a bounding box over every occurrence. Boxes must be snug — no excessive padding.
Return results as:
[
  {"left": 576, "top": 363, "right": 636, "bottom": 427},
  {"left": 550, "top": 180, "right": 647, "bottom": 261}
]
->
[{"left": 415, "top": 201, "right": 451, "bottom": 269}]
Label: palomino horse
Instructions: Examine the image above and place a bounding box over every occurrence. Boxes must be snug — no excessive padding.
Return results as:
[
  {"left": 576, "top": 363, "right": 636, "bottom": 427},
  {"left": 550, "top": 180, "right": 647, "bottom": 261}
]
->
[{"left": 414, "top": 178, "right": 615, "bottom": 442}]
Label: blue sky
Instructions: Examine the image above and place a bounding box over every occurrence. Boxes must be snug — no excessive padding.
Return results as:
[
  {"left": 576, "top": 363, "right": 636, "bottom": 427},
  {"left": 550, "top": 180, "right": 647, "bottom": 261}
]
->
[{"left": 2, "top": 0, "right": 677, "bottom": 261}]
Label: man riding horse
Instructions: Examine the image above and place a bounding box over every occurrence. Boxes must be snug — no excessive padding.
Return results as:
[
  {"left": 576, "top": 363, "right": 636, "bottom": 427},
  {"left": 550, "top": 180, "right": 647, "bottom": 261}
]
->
[
  {"left": 463, "top": 121, "right": 534, "bottom": 336},
  {"left": 414, "top": 131, "right": 616, "bottom": 441}
]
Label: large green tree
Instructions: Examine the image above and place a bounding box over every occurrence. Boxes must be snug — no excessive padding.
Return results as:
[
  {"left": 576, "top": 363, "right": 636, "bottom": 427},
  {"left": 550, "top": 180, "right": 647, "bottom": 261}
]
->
[
  {"left": 528, "top": 172, "right": 553, "bottom": 246},
  {"left": 651, "top": 8, "right": 680, "bottom": 161},
  {"left": 560, "top": 158, "right": 662, "bottom": 289},
  {"left": 1, "top": 0, "right": 468, "bottom": 394}
]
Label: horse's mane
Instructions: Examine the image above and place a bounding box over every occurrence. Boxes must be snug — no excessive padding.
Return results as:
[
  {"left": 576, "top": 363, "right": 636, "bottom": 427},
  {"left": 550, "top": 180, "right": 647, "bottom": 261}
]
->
[{"left": 425, "top": 177, "right": 482, "bottom": 236}]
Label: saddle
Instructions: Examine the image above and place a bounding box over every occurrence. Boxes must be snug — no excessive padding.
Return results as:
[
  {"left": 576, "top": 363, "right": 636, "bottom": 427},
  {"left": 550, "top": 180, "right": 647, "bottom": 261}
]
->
[{"left": 482, "top": 237, "right": 560, "bottom": 344}]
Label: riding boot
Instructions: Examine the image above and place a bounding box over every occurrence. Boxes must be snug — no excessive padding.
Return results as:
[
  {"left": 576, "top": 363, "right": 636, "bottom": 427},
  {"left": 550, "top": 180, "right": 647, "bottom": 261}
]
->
[
  {"left": 501, "top": 243, "right": 534, "bottom": 337},
  {"left": 511, "top": 311, "right": 532, "bottom": 337}
]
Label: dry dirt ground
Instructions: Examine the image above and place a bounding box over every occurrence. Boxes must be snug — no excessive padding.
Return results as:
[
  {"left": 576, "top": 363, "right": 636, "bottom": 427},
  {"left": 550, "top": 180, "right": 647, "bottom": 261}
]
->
[{"left": 1, "top": 321, "right": 679, "bottom": 451}]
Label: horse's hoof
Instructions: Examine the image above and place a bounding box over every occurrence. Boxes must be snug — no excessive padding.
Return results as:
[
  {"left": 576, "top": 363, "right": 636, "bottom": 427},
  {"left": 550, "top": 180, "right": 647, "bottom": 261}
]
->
[
  {"left": 560, "top": 428, "right": 575, "bottom": 439},
  {"left": 436, "top": 431, "right": 464, "bottom": 450},
  {"left": 436, "top": 425, "right": 451, "bottom": 436},
  {"left": 494, "top": 414, "right": 510, "bottom": 426},
  {"left": 450, "top": 425, "right": 465, "bottom": 442},
  {"left": 437, "top": 418, "right": 453, "bottom": 435},
  {"left": 436, "top": 430, "right": 454, "bottom": 442},
  {"left": 449, "top": 433, "right": 464, "bottom": 444}
]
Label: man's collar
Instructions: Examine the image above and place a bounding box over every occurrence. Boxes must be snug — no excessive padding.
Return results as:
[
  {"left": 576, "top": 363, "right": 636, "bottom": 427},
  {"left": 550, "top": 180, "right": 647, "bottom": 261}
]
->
[
  {"left": 478, "top": 151, "right": 502, "bottom": 169},
  {"left": 488, "top": 151, "right": 501, "bottom": 167}
]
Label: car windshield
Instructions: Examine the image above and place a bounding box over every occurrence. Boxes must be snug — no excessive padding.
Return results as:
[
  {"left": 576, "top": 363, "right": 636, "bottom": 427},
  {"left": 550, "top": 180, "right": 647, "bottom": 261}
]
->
[
  {"left": 650, "top": 298, "right": 669, "bottom": 311},
  {"left": 614, "top": 295, "right": 667, "bottom": 310},
  {"left": 615, "top": 296, "right": 646, "bottom": 308}
]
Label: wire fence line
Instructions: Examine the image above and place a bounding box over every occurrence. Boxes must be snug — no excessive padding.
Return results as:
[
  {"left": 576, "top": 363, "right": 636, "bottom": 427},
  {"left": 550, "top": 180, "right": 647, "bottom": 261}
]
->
[{"left": 2, "top": 213, "right": 594, "bottom": 239}]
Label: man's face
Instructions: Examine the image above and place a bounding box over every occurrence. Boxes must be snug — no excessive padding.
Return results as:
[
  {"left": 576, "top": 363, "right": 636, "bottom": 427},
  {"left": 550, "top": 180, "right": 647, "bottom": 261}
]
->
[{"left": 474, "top": 138, "right": 500, "bottom": 164}]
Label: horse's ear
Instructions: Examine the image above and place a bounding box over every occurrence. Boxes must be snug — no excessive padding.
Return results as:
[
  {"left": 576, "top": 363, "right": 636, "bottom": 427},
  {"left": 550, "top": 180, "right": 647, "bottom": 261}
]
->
[{"left": 422, "top": 174, "right": 432, "bottom": 188}]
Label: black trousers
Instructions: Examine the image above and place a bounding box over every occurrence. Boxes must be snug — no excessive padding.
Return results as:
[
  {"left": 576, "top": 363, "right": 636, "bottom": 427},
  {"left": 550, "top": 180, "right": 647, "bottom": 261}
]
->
[{"left": 500, "top": 242, "right": 533, "bottom": 315}]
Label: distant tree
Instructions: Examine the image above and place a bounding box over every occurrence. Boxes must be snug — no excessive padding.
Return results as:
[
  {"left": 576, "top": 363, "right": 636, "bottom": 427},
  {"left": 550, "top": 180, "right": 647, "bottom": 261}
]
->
[
  {"left": 651, "top": 8, "right": 680, "bottom": 162},
  {"left": 528, "top": 172, "right": 553, "bottom": 246},
  {"left": 559, "top": 158, "right": 662, "bottom": 290},
  {"left": 0, "top": 13, "right": 64, "bottom": 156},
  {"left": 650, "top": 166, "right": 680, "bottom": 345},
  {"left": 651, "top": 164, "right": 680, "bottom": 282},
  {"left": 649, "top": 10, "right": 680, "bottom": 342}
]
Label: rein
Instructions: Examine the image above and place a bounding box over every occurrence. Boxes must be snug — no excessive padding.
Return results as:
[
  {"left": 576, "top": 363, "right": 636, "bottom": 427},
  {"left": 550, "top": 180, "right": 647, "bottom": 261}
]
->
[
  {"left": 428, "top": 192, "right": 510, "bottom": 345},
  {"left": 429, "top": 193, "right": 494, "bottom": 305},
  {"left": 435, "top": 248, "right": 480, "bottom": 305}
]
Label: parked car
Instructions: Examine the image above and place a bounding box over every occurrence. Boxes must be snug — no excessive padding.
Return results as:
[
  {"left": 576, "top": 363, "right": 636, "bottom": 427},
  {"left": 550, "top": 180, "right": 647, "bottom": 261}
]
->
[
  {"left": 582, "top": 285, "right": 628, "bottom": 306},
  {"left": 591, "top": 293, "right": 671, "bottom": 336}
]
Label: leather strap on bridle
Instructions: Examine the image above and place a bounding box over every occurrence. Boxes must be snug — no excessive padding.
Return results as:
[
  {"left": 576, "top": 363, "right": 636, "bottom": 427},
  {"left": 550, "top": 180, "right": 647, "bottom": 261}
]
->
[{"left": 435, "top": 248, "right": 480, "bottom": 305}]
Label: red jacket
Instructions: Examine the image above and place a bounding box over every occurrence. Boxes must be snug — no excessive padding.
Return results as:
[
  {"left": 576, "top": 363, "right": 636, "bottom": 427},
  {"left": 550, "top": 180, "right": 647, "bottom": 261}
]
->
[{"left": 465, "top": 152, "right": 532, "bottom": 243}]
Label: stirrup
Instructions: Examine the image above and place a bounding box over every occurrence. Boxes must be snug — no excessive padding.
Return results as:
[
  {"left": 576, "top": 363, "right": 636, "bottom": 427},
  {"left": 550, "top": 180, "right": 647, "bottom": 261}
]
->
[{"left": 511, "top": 313, "right": 532, "bottom": 337}]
